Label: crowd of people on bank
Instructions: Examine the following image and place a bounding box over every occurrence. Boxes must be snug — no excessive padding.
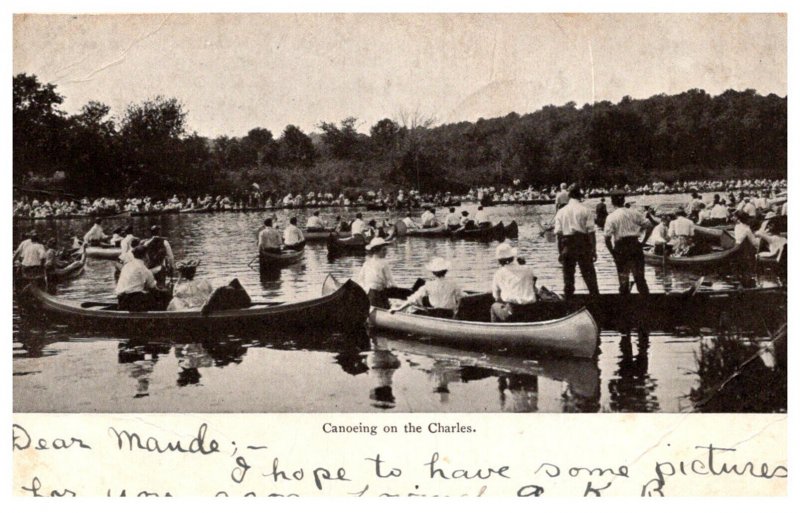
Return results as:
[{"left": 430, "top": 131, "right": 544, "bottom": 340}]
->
[{"left": 13, "top": 177, "right": 787, "bottom": 219}]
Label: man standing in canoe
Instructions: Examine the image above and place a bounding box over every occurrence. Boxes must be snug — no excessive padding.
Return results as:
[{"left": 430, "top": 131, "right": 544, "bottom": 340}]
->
[
  {"left": 283, "top": 217, "right": 305, "bottom": 251},
  {"left": 356, "top": 237, "right": 396, "bottom": 308},
  {"left": 603, "top": 190, "right": 651, "bottom": 295},
  {"left": 14, "top": 231, "right": 47, "bottom": 278},
  {"left": 258, "top": 218, "right": 283, "bottom": 255},
  {"left": 553, "top": 185, "right": 600, "bottom": 298},
  {"left": 490, "top": 243, "right": 538, "bottom": 322}
]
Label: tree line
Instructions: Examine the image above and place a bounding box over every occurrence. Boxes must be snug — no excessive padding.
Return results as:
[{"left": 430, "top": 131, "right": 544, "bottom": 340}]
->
[{"left": 13, "top": 73, "right": 786, "bottom": 198}]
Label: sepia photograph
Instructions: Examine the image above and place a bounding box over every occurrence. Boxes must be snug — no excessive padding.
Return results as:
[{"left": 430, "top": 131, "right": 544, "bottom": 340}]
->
[{"left": 11, "top": 11, "right": 787, "bottom": 420}]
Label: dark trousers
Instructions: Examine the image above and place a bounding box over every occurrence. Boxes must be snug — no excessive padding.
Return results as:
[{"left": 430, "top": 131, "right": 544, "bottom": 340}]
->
[
  {"left": 368, "top": 287, "right": 413, "bottom": 308},
  {"left": 284, "top": 241, "right": 306, "bottom": 251},
  {"left": 612, "top": 237, "right": 649, "bottom": 295},
  {"left": 561, "top": 234, "right": 600, "bottom": 298},
  {"left": 118, "top": 289, "right": 171, "bottom": 311}
]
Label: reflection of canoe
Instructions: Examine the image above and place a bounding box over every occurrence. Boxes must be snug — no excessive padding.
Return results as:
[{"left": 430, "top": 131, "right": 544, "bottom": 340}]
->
[
  {"left": 259, "top": 248, "right": 304, "bottom": 268},
  {"left": 21, "top": 273, "right": 370, "bottom": 333},
  {"left": 455, "top": 285, "right": 786, "bottom": 332},
  {"left": 643, "top": 239, "right": 753, "bottom": 269},
  {"left": 368, "top": 305, "right": 598, "bottom": 358},
  {"left": 86, "top": 245, "right": 122, "bottom": 259},
  {"left": 374, "top": 336, "right": 600, "bottom": 400}
]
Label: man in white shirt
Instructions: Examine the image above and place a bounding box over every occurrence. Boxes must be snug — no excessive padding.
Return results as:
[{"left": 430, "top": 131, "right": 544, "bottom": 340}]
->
[
  {"left": 733, "top": 212, "right": 760, "bottom": 247},
  {"left": 356, "top": 237, "right": 396, "bottom": 308},
  {"left": 283, "top": 217, "right": 305, "bottom": 250},
  {"left": 83, "top": 218, "right": 109, "bottom": 245},
  {"left": 350, "top": 213, "right": 367, "bottom": 237},
  {"left": 13, "top": 230, "right": 36, "bottom": 262},
  {"left": 474, "top": 206, "right": 490, "bottom": 226},
  {"left": 115, "top": 245, "right": 167, "bottom": 311},
  {"left": 400, "top": 212, "right": 420, "bottom": 230},
  {"left": 490, "top": 243, "right": 538, "bottom": 322},
  {"left": 258, "top": 218, "right": 283, "bottom": 254},
  {"left": 391, "top": 257, "right": 464, "bottom": 317},
  {"left": 738, "top": 198, "right": 757, "bottom": 218},
  {"left": 444, "top": 207, "right": 461, "bottom": 230},
  {"left": 14, "top": 232, "right": 47, "bottom": 275},
  {"left": 420, "top": 208, "right": 438, "bottom": 228},
  {"left": 668, "top": 208, "right": 695, "bottom": 254},
  {"left": 603, "top": 191, "right": 651, "bottom": 295},
  {"left": 553, "top": 186, "right": 600, "bottom": 298},
  {"left": 709, "top": 200, "right": 730, "bottom": 222},
  {"left": 306, "top": 211, "right": 325, "bottom": 231},
  {"left": 119, "top": 226, "right": 135, "bottom": 255}
]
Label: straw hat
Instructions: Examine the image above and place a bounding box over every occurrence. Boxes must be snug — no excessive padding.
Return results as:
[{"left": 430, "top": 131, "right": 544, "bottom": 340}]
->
[
  {"left": 425, "top": 257, "right": 450, "bottom": 273},
  {"left": 365, "top": 237, "right": 390, "bottom": 251},
  {"left": 495, "top": 243, "right": 517, "bottom": 260}
]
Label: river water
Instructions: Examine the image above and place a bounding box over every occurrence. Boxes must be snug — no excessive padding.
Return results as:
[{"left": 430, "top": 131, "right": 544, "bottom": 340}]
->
[{"left": 12, "top": 194, "right": 785, "bottom": 413}]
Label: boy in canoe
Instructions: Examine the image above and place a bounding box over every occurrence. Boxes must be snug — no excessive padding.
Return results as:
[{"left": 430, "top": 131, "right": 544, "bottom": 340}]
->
[{"left": 390, "top": 257, "right": 465, "bottom": 318}]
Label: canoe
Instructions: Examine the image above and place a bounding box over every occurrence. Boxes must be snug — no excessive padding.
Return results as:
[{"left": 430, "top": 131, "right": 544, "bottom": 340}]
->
[
  {"left": 454, "top": 221, "right": 505, "bottom": 241},
  {"left": 403, "top": 224, "right": 452, "bottom": 238},
  {"left": 327, "top": 234, "right": 367, "bottom": 256},
  {"left": 86, "top": 245, "right": 122, "bottom": 259},
  {"left": 643, "top": 238, "right": 753, "bottom": 269},
  {"left": 259, "top": 248, "right": 304, "bottom": 268},
  {"left": 304, "top": 230, "right": 342, "bottom": 242},
  {"left": 14, "top": 245, "right": 87, "bottom": 285},
  {"left": 504, "top": 220, "right": 519, "bottom": 239},
  {"left": 20, "top": 273, "right": 370, "bottom": 334},
  {"left": 454, "top": 284, "right": 786, "bottom": 332},
  {"left": 369, "top": 304, "right": 598, "bottom": 359}
]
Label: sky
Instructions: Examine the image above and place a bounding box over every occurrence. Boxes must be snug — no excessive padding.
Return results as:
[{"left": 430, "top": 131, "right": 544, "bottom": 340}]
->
[{"left": 13, "top": 13, "right": 787, "bottom": 139}]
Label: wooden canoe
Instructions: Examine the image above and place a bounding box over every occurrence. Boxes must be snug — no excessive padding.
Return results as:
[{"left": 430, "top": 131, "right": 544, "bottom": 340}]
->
[
  {"left": 304, "top": 229, "right": 344, "bottom": 242},
  {"left": 453, "top": 221, "right": 505, "bottom": 241},
  {"left": 20, "top": 273, "right": 370, "bottom": 334},
  {"left": 259, "top": 248, "right": 305, "bottom": 268},
  {"left": 403, "top": 224, "right": 452, "bottom": 238},
  {"left": 86, "top": 244, "right": 122, "bottom": 259},
  {"left": 327, "top": 234, "right": 367, "bottom": 256},
  {"left": 369, "top": 305, "right": 598, "bottom": 359}
]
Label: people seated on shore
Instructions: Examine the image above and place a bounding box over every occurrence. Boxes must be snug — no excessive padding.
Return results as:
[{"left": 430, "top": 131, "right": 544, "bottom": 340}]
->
[
  {"left": 490, "top": 243, "right": 538, "bottom": 322},
  {"left": 167, "top": 260, "right": 214, "bottom": 311},
  {"left": 668, "top": 208, "right": 695, "bottom": 256},
  {"left": 356, "top": 237, "right": 397, "bottom": 308},
  {"left": 143, "top": 225, "right": 175, "bottom": 284},
  {"left": 306, "top": 211, "right": 326, "bottom": 232},
  {"left": 350, "top": 213, "right": 367, "bottom": 239},
  {"left": 421, "top": 208, "right": 438, "bottom": 228},
  {"left": 390, "top": 257, "right": 464, "bottom": 318},
  {"left": 258, "top": 218, "right": 283, "bottom": 255},
  {"left": 445, "top": 207, "right": 461, "bottom": 230},
  {"left": 115, "top": 246, "right": 171, "bottom": 311},
  {"left": 84, "top": 218, "right": 109, "bottom": 246},
  {"left": 474, "top": 205, "right": 490, "bottom": 227},
  {"left": 283, "top": 217, "right": 306, "bottom": 251}
]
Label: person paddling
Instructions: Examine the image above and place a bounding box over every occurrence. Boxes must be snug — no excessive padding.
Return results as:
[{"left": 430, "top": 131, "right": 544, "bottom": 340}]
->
[
  {"left": 390, "top": 257, "right": 464, "bottom": 318},
  {"left": 115, "top": 245, "right": 170, "bottom": 311}
]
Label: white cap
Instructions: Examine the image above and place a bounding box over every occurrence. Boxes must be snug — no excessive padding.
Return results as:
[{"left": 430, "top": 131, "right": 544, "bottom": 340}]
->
[{"left": 426, "top": 257, "right": 451, "bottom": 273}]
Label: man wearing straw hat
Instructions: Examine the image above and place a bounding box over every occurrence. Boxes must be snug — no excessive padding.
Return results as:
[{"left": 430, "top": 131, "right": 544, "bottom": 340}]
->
[
  {"left": 390, "top": 257, "right": 464, "bottom": 318},
  {"left": 490, "top": 243, "right": 538, "bottom": 322},
  {"left": 356, "top": 237, "right": 396, "bottom": 308}
]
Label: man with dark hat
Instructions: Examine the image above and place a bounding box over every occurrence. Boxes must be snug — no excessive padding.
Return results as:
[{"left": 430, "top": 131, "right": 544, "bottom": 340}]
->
[
  {"left": 603, "top": 190, "right": 652, "bottom": 295},
  {"left": 553, "top": 185, "right": 600, "bottom": 298}
]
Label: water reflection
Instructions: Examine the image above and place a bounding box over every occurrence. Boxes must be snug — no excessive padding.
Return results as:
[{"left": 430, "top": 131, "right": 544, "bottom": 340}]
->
[{"left": 607, "top": 332, "right": 660, "bottom": 413}]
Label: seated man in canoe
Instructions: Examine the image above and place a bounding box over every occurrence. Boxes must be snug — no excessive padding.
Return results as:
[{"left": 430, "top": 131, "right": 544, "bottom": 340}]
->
[
  {"left": 282, "top": 216, "right": 306, "bottom": 251},
  {"left": 83, "top": 218, "right": 111, "bottom": 246},
  {"left": 167, "top": 260, "right": 214, "bottom": 311},
  {"left": 400, "top": 212, "right": 421, "bottom": 230},
  {"left": 143, "top": 225, "right": 175, "bottom": 286},
  {"left": 350, "top": 213, "right": 368, "bottom": 239},
  {"left": 356, "top": 237, "right": 398, "bottom": 308},
  {"left": 306, "top": 211, "right": 327, "bottom": 232},
  {"left": 389, "top": 257, "right": 465, "bottom": 318},
  {"left": 490, "top": 243, "right": 539, "bottom": 322},
  {"left": 258, "top": 218, "right": 283, "bottom": 255},
  {"left": 420, "top": 208, "right": 439, "bottom": 228},
  {"left": 444, "top": 207, "right": 461, "bottom": 231},
  {"left": 667, "top": 207, "right": 696, "bottom": 256},
  {"left": 474, "top": 206, "right": 491, "bottom": 227},
  {"left": 115, "top": 245, "right": 171, "bottom": 311},
  {"left": 458, "top": 210, "right": 476, "bottom": 229},
  {"left": 646, "top": 213, "right": 672, "bottom": 255}
]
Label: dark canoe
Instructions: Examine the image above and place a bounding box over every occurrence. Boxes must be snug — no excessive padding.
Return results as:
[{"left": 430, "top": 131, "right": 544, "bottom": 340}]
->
[
  {"left": 454, "top": 221, "right": 505, "bottom": 241},
  {"left": 643, "top": 238, "right": 754, "bottom": 269},
  {"left": 327, "top": 234, "right": 367, "bottom": 256},
  {"left": 504, "top": 220, "right": 519, "bottom": 239},
  {"left": 454, "top": 285, "right": 786, "bottom": 333},
  {"left": 20, "top": 274, "right": 370, "bottom": 334},
  {"left": 304, "top": 229, "right": 341, "bottom": 242},
  {"left": 259, "top": 248, "right": 304, "bottom": 268}
]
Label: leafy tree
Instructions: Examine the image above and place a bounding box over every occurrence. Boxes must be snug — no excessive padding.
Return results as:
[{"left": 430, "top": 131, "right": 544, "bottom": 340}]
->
[{"left": 278, "top": 125, "right": 316, "bottom": 167}]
